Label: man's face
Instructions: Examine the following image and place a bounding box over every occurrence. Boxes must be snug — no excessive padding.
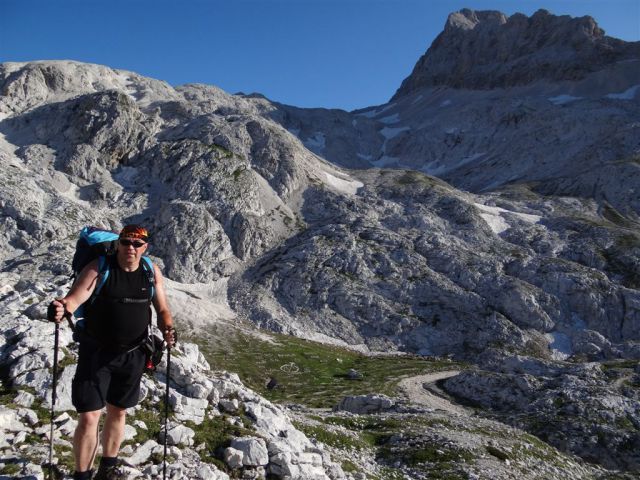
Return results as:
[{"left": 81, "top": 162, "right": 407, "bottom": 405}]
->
[{"left": 117, "top": 236, "right": 148, "bottom": 262}]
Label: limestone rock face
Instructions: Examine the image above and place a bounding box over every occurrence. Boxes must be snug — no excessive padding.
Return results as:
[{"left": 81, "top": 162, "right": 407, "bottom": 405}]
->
[
  {"left": 394, "top": 8, "right": 640, "bottom": 95},
  {"left": 230, "top": 170, "right": 640, "bottom": 359},
  {"left": 1, "top": 54, "right": 638, "bottom": 361}
]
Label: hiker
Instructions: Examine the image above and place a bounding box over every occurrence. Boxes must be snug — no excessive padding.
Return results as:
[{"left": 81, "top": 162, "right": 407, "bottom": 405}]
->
[{"left": 47, "top": 225, "right": 176, "bottom": 480}]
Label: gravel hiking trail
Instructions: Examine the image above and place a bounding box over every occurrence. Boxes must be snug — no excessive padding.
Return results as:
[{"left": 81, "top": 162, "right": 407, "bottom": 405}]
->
[{"left": 398, "top": 370, "right": 469, "bottom": 416}]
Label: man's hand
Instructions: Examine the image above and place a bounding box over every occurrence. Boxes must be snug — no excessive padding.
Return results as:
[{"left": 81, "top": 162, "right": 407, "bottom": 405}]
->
[
  {"left": 47, "top": 299, "right": 67, "bottom": 323},
  {"left": 163, "top": 326, "right": 177, "bottom": 349}
]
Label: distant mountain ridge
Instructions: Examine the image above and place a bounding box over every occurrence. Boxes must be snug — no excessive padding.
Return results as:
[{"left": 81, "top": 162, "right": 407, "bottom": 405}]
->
[
  {"left": 268, "top": 9, "right": 639, "bottom": 221},
  {"left": 394, "top": 8, "right": 640, "bottom": 96}
]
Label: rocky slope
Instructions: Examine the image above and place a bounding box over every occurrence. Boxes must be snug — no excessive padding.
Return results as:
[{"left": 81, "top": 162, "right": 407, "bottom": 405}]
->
[
  {"left": 0, "top": 7, "right": 639, "bottom": 478},
  {"left": 230, "top": 169, "right": 640, "bottom": 355},
  {"left": 0, "top": 285, "right": 346, "bottom": 479}
]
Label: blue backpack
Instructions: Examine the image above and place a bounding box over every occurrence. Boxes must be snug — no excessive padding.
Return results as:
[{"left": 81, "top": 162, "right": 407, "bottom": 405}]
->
[{"left": 72, "top": 226, "right": 155, "bottom": 318}]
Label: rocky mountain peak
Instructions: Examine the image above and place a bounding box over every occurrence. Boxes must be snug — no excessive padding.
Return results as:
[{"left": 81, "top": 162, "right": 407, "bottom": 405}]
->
[
  {"left": 444, "top": 8, "right": 507, "bottom": 31},
  {"left": 393, "top": 8, "right": 638, "bottom": 96}
]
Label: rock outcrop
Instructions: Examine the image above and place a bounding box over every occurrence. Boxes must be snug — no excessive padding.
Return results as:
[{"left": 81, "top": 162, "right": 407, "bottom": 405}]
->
[{"left": 443, "top": 352, "right": 640, "bottom": 471}]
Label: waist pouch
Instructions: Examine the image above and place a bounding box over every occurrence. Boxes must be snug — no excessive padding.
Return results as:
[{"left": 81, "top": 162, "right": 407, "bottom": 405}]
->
[{"left": 140, "top": 334, "right": 165, "bottom": 372}]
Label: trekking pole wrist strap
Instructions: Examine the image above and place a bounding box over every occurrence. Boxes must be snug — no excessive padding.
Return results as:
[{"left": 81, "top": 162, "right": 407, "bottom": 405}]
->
[{"left": 63, "top": 309, "right": 75, "bottom": 330}]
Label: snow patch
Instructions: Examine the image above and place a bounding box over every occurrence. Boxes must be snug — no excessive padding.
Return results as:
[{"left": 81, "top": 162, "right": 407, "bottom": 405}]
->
[
  {"left": 356, "top": 109, "right": 378, "bottom": 119},
  {"left": 474, "top": 203, "right": 542, "bottom": 234},
  {"left": 113, "top": 166, "right": 139, "bottom": 187},
  {"left": 440, "top": 99, "right": 452, "bottom": 107},
  {"left": 323, "top": 172, "right": 363, "bottom": 195},
  {"left": 458, "top": 152, "right": 485, "bottom": 165},
  {"left": 59, "top": 182, "right": 91, "bottom": 208},
  {"left": 605, "top": 84, "right": 640, "bottom": 100},
  {"left": 376, "top": 103, "right": 396, "bottom": 115},
  {"left": 475, "top": 203, "right": 542, "bottom": 224},
  {"left": 548, "top": 95, "right": 582, "bottom": 105},
  {"left": 379, "top": 113, "right": 400, "bottom": 124},
  {"left": 304, "top": 132, "right": 326, "bottom": 150},
  {"left": 424, "top": 152, "right": 485, "bottom": 176},
  {"left": 355, "top": 102, "right": 396, "bottom": 118},
  {"left": 546, "top": 332, "right": 572, "bottom": 361},
  {"left": 380, "top": 126, "right": 410, "bottom": 140},
  {"left": 479, "top": 213, "right": 510, "bottom": 234},
  {"left": 357, "top": 153, "right": 372, "bottom": 161},
  {"left": 412, "top": 95, "right": 424, "bottom": 104}
]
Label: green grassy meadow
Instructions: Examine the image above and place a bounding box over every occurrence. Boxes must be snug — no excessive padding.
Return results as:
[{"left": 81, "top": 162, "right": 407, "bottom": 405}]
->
[{"left": 194, "top": 328, "right": 460, "bottom": 408}]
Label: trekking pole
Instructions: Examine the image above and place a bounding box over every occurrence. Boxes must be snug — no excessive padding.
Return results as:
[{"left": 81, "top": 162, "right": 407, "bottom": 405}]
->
[
  {"left": 163, "top": 344, "right": 172, "bottom": 480},
  {"left": 47, "top": 320, "right": 60, "bottom": 479}
]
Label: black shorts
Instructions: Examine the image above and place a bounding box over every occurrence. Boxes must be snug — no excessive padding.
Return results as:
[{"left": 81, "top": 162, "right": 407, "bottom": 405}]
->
[{"left": 72, "top": 340, "right": 146, "bottom": 413}]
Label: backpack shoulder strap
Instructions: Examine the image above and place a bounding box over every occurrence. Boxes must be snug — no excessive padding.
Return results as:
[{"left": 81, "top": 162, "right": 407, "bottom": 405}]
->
[
  {"left": 94, "top": 255, "right": 111, "bottom": 297},
  {"left": 141, "top": 256, "right": 156, "bottom": 332},
  {"left": 141, "top": 256, "right": 155, "bottom": 299},
  {"left": 74, "top": 256, "right": 111, "bottom": 318}
]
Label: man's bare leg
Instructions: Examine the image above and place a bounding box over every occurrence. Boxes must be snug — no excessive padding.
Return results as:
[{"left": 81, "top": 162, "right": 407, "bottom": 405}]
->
[
  {"left": 73, "top": 410, "right": 102, "bottom": 472},
  {"left": 101, "top": 403, "right": 127, "bottom": 457}
]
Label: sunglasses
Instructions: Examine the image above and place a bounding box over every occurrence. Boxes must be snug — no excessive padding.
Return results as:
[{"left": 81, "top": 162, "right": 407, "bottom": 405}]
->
[{"left": 120, "top": 239, "right": 147, "bottom": 249}]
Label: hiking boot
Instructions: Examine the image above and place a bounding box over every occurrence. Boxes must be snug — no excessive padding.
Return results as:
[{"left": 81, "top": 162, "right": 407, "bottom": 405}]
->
[
  {"left": 93, "top": 462, "right": 126, "bottom": 480},
  {"left": 71, "top": 470, "right": 93, "bottom": 480}
]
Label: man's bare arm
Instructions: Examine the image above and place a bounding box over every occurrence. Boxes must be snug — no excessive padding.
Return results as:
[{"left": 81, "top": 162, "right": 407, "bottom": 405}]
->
[{"left": 49, "top": 260, "right": 100, "bottom": 322}]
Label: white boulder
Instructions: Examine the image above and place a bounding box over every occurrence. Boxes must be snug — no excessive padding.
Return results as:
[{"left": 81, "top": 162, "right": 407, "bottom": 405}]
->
[{"left": 230, "top": 436, "right": 269, "bottom": 467}]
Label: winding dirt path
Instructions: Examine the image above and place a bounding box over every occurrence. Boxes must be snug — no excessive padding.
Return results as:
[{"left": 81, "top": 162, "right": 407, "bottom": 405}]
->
[
  {"left": 613, "top": 371, "right": 634, "bottom": 391},
  {"left": 398, "top": 370, "right": 469, "bottom": 416}
]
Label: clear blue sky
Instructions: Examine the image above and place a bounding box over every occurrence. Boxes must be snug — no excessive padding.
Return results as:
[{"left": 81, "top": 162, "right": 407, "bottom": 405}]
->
[{"left": 1, "top": 0, "right": 638, "bottom": 111}]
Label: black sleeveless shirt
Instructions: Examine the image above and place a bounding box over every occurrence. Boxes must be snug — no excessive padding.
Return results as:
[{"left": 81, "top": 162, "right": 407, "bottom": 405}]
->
[{"left": 85, "top": 257, "right": 152, "bottom": 349}]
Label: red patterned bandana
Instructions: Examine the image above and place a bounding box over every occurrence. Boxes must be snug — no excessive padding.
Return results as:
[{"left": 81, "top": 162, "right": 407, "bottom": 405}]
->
[{"left": 119, "top": 225, "right": 149, "bottom": 241}]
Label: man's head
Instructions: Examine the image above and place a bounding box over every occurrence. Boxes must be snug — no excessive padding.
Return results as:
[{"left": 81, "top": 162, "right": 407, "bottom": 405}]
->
[{"left": 117, "top": 224, "right": 149, "bottom": 263}]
